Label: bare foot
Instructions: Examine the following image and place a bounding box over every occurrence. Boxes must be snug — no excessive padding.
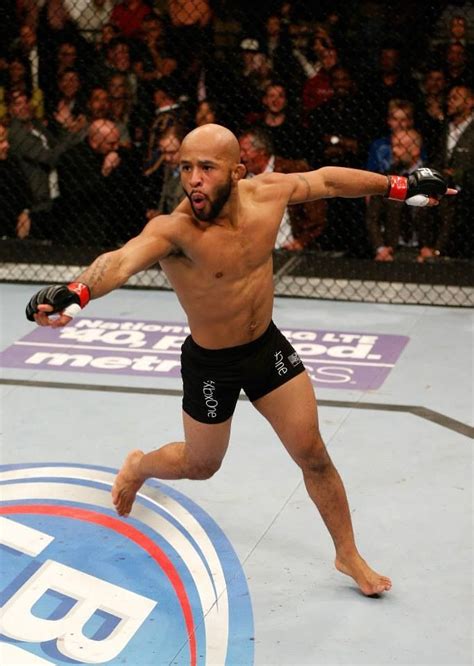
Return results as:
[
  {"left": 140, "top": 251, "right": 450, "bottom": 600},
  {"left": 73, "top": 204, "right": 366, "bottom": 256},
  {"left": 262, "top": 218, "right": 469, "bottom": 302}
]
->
[
  {"left": 111, "top": 449, "right": 146, "bottom": 517},
  {"left": 335, "top": 554, "right": 392, "bottom": 596}
]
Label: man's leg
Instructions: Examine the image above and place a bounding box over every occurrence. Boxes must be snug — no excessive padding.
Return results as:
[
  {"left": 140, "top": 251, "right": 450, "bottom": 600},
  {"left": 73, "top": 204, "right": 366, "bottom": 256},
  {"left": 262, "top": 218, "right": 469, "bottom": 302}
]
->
[
  {"left": 252, "top": 371, "right": 391, "bottom": 595},
  {"left": 112, "top": 412, "right": 232, "bottom": 516}
]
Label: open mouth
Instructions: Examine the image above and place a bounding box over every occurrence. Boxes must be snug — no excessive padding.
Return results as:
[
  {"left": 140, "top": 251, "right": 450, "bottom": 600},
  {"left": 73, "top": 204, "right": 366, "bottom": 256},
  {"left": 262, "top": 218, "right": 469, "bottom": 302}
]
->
[{"left": 191, "top": 192, "right": 207, "bottom": 211}]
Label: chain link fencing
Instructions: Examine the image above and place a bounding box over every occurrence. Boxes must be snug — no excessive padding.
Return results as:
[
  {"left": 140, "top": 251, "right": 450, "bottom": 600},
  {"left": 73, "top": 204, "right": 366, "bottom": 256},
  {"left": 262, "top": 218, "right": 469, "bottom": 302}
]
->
[{"left": 1, "top": 1, "right": 473, "bottom": 305}]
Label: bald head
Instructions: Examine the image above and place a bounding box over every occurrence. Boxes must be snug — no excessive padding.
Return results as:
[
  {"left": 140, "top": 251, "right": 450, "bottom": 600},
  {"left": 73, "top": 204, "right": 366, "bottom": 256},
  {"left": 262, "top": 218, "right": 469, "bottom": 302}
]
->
[
  {"left": 181, "top": 124, "right": 241, "bottom": 165},
  {"left": 89, "top": 119, "right": 120, "bottom": 154}
]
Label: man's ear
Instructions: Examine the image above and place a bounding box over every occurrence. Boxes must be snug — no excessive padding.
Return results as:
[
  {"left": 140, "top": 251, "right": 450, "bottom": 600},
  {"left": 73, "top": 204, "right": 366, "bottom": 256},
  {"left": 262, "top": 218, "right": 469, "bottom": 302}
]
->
[{"left": 234, "top": 163, "right": 247, "bottom": 181}]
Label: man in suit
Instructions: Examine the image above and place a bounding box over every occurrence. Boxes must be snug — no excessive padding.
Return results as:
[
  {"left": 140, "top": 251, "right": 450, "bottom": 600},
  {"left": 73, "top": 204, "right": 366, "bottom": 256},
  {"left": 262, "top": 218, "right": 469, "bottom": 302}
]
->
[
  {"left": 417, "top": 84, "right": 473, "bottom": 260},
  {"left": 0, "top": 120, "right": 32, "bottom": 239},
  {"left": 238, "top": 127, "right": 326, "bottom": 250},
  {"left": 365, "top": 128, "right": 424, "bottom": 261},
  {"left": 57, "top": 118, "right": 146, "bottom": 247},
  {"left": 7, "top": 89, "right": 81, "bottom": 239},
  {"left": 147, "top": 125, "right": 185, "bottom": 219}
]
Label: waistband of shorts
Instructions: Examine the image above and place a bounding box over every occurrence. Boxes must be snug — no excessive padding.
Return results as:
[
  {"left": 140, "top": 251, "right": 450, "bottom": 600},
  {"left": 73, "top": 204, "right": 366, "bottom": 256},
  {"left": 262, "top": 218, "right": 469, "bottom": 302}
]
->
[{"left": 187, "top": 320, "right": 277, "bottom": 358}]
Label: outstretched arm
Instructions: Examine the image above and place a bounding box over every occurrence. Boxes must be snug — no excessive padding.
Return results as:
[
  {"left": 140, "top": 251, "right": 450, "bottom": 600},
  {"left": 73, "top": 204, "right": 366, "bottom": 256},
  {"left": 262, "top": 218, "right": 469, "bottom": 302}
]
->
[
  {"left": 287, "top": 166, "right": 457, "bottom": 205},
  {"left": 26, "top": 215, "right": 178, "bottom": 327}
]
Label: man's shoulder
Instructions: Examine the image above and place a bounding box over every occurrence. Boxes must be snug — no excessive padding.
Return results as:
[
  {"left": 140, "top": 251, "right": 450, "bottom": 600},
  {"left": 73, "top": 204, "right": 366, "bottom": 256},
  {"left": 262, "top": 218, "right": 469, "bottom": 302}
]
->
[{"left": 239, "top": 172, "right": 293, "bottom": 202}]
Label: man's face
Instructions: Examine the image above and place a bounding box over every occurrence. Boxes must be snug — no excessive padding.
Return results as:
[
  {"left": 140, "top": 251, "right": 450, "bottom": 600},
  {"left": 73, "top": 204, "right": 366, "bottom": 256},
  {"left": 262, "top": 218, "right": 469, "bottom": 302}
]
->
[
  {"left": 447, "top": 87, "right": 472, "bottom": 117},
  {"left": 331, "top": 69, "right": 353, "bottom": 96},
  {"left": 89, "top": 89, "right": 110, "bottom": 118},
  {"left": 263, "top": 86, "right": 286, "bottom": 114},
  {"left": 447, "top": 43, "right": 466, "bottom": 66},
  {"left": 0, "top": 125, "right": 9, "bottom": 160},
  {"left": 58, "top": 44, "right": 77, "bottom": 67},
  {"left": 392, "top": 132, "right": 420, "bottom": 166},
  {"left": 159, "top": 135, "right": 181, "bottom": 168},
  {"left": 196, "top": 102, "right": 216, "bottom": 126},
  {"left": 380, "top": 48, "right": 399, "bottom": 72},
  {"left": 90, "top": 126, "right": 120, "bottom": 154},
  {"left": 9, "top": 59, "right": 26, "bottom": 83},
  {"left": 424, "top": 70, "right": 446, "bottom": 95},
  {"left": 59, "top": 71, "right": 80, "bottom": 98},
  {"left": 388, "top": 108, "right": 413, "bottom": 132},
  {"left": 239, "top": 135, "right": 265, "bottom": 175},
  {"left": 9, "top": 93, "right": 31, "bottom": 121},
  {"left": 180, "top": 148, "right": 234, "bottom": 221},
  {"left": 109, "top": 44, "right": 130, "bottom": 71},
  {"left": 450, "top": 17, "right": 466, "bottom": 40}
]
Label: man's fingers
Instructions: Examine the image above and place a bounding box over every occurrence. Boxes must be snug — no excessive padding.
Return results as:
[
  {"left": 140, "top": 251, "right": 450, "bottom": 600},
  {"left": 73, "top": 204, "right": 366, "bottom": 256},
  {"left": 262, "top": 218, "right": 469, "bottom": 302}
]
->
[
  {"left": 33, "top": 306, "right": 72, "bottom": 328},
  {"left": 51, "top": 314, "right": 73, "bottom": 328},
  {"left": 446, "top": 188, "right": 458, "bottom": 196}
]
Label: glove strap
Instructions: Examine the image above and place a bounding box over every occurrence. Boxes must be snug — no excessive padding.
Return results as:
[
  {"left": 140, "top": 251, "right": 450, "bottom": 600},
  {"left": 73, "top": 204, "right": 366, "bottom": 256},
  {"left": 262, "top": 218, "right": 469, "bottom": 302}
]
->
[
  {"left": 386, "top": 175, "right": 408, "bottom": 202},
  {"left": 67, "top": 282, "right": 91, "bottom": 308}
]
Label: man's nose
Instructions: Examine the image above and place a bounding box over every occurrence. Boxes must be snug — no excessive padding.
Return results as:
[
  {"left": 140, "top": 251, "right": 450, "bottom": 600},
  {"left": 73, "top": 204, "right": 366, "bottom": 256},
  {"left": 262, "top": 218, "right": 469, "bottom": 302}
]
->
[{"left": 189, "top": 168, "right": 203, "bottom": 186}]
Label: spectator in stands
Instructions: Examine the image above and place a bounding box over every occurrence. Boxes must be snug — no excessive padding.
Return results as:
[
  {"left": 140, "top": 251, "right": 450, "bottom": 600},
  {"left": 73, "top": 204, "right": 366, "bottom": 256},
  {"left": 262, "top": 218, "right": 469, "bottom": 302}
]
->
[
  {"left": 85, "top": 86, "right": 110, "bottom": 122},
  {"left": 46, "top": 67, "right": 87, "bottom": 137},
  {"left": 107, "top": 72, "right": 134, "bottom": 147},
  {"left": 308, "top": 65, "right": 370, "bottom": 168},
  {"left": 291, "top": 21, "right": 333, "bottom": 89},
  {"left": 233, "top": 39, "right": 274, "bottom": 125},
  {"left": 443, "top": 42, "right": 473, "bottom": 89},
  {"left": 7, "top": 89, "right": 81, "bottom": 239},
  {"left": 41, "top": 38, "right": 87, "bottom": 101},
  {"left": 95, "top": 22, "right": 120, "bottom": 59},
  {"left": 102, "top": 38, "right": 138, "bottom": 101},
  {"left": 367, "top": 99, "right": 416, "bottom": 174},
  {"left": 431, "top": 15, "right": 473, "bottom": 63},
  {"left": 417, "top": 68, "right": 447, "bottom": 160},
  {"left": 239, "top": 127, "right": 326, "bottom": 250},
  {"left": 167, "top": 0, "right": 212, "bottom": 64},
  {"left": 146, "top": 124, "right": 185, "bottom": 219},
  {"left": 57, "top": 118, "right": 145, "bottom": 246},
  {"left": 256, "top": 13, "right": 299, "bottom": 97},
  {"left": 0, "top": 121, "right": 32, "bottom": 239},
  {"left": 134, "top": 14, "right": 178, "bottom": 90},
  {"left": 361, "top": 44, "right": 420, "bottom": 139},
  {"left": 366, "top": 129, "right": 424, "bottom": 261},
  {"left": 145, "top": 78, "right": 189, "bottom": 165},
  {"left": 0, "top": 54, "right": 44, "bottom": 121},
  {"left": 111, "top": 0, "right": 151, "bottom": 40},
  {"left": 416, "top": 84, "right": 474, "bottom": 261},
  {"left": 251, "top": 81, "right": 303, "bottom": 159},
  {"left": 301, "top": 45, "right": 338, "bottom": 119},
  {"left": 11, "top": 24, "right": 45, "bottom": 94},
  {"left": 195, "top": 99, "right": 221, "bottom": 127}
]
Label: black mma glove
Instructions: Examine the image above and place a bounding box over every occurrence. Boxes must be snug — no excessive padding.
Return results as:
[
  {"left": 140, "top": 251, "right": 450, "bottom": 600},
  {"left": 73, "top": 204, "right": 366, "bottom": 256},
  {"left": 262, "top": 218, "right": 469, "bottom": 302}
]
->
[
  {"left": 26, "top": 282, "right": 90, "bottom": 321},
  {"left": 386, "top": 168, "right": 448, "bottom": 207}
]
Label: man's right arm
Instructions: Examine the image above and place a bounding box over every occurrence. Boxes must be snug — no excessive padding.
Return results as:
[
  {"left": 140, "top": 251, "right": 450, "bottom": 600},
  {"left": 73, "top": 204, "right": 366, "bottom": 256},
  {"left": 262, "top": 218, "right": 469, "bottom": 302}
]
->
[{"left": 26, "top": 215, "right": 179, "bottom": 327}]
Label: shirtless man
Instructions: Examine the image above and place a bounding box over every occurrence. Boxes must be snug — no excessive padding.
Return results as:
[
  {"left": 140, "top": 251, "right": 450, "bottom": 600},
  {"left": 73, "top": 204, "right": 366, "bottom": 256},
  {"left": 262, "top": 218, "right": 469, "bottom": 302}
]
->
[{"left": 26, "top": 124, "right": 455, "bottom": 596}]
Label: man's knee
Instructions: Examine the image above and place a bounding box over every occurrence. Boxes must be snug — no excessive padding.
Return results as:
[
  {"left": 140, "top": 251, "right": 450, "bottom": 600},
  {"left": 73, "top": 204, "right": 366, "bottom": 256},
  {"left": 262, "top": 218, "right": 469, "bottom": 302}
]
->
[
  {"left": 298, "top": 440, "right": 333, "bottom": 476},
  {"left": 186, "top": 460, "right": 222, "bottom": 480}
]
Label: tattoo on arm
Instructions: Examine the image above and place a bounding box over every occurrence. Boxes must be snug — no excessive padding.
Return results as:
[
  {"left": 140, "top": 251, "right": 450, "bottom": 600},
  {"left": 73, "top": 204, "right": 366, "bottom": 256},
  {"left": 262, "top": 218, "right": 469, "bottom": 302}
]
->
[
  {"left": 78, "top": 255, "right": 111, "bottom": 295},
  {"left": 297, "top": 174, "right": 312, "bottom": 201}
]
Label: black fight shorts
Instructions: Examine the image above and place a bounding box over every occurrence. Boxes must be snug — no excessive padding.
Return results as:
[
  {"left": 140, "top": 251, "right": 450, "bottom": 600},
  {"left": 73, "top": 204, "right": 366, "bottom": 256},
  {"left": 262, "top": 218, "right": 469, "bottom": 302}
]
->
[{"left": 181, "top": 321, "right": 306, "bottom": 423}]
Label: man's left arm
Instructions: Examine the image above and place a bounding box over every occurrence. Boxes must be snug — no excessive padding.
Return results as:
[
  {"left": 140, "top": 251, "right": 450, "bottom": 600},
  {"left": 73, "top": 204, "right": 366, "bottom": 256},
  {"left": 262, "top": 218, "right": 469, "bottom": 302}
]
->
[{"left": 287, "top": 166, "right": 458, "bottom": 207}]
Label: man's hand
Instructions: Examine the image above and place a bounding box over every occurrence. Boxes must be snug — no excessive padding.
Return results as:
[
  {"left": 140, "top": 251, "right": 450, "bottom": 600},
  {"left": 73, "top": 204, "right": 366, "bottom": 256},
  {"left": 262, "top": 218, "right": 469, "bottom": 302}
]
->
[
  {"left": 387, "top": 168, "right": 457, "bottom": 207},
  {"left": 26, "top": 283, "right": 90, "bottom": 327},
  {"left": 375, "top": 246, "right": 394, "bottom": 261},
  {"left": 16, "top": 210, "right": 31, "bottom": 239},
  {"left": 102, "top": 151, "right": 121, "bottom": 177}
]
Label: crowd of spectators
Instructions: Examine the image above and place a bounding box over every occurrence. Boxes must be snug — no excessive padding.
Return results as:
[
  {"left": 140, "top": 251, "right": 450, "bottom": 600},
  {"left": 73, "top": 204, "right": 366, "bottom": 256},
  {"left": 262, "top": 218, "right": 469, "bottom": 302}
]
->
[{"left": 0, "top": 0, "right": 473, "bottom": 262}]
